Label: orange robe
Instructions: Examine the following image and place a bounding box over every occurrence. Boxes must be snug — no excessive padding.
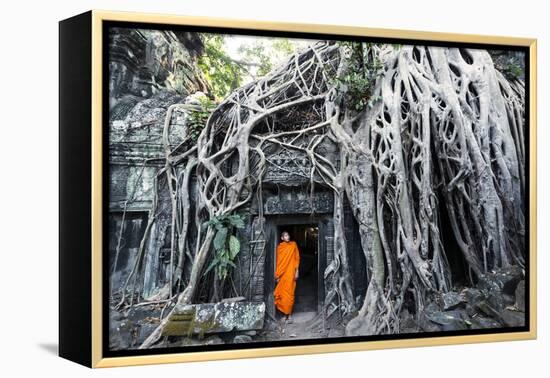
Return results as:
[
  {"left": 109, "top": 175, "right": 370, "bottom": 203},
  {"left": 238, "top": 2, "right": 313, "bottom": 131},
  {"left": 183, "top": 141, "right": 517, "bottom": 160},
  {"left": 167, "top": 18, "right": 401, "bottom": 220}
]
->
[{"left": 273, "top": 241, "right": 300, "bottom": 315}]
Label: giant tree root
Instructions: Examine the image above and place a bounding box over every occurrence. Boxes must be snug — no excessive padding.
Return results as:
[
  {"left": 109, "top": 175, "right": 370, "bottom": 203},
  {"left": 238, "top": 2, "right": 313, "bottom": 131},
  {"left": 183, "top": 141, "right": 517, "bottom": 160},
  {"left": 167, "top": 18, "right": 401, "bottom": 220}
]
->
[{"left": 132, "top": 41, "right": 525, "bottom": 346}]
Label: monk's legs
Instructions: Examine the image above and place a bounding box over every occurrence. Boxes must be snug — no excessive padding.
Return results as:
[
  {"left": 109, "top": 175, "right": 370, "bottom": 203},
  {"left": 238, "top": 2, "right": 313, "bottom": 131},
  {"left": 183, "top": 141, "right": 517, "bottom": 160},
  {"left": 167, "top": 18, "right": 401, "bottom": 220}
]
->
[
  {"left": 274, "top": 276, "right": 297, "bottom": 323},
  {"left": 275, "top": 307, "right": 293, "bottom": 323},
  {"left": 282, "top": 306, "right": 295, "bottom": 323}
]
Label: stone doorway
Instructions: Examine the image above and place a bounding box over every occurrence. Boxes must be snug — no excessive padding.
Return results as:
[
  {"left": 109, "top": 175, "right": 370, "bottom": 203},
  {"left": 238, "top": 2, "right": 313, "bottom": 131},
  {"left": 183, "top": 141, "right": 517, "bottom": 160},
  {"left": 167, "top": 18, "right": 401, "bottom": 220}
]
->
[
  {"left": 264, "top": 215, "right": 328, "bottom": 320},
  {"left": 276, "top": 223, "right": 318, "bottom": 313}
]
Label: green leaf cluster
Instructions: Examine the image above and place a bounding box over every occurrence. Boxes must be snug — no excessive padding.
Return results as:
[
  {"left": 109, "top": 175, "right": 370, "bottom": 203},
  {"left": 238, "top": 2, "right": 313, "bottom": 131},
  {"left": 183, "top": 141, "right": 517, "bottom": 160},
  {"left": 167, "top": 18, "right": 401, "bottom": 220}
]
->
[
  {"left": 197, "top": 34, "right": 304, "bottom": 100},
  {"left": 198, "top": 34, "right": 245, "bottom": 100},
  {"left": 237, "top": 41, "right": 273, "bottom": 77},
  {"left": 202, "top": 213, "right": 246, "bottom": 280},
  {"left": 237, "top": 38, "right": 295, "bottom": 77},
  {"left": 186, "top": 96, "right": 216, "bottom": 142},
  {"left": 331, "top": 41, "right": 385, "bottom": 111},
  {"left": 503, "top": 60, "right": 523, "bottom": 81}
]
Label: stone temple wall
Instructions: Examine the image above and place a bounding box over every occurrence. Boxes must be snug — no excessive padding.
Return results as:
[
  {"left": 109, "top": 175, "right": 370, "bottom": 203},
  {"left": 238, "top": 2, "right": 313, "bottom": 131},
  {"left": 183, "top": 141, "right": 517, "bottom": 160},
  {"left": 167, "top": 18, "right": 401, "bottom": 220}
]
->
[
  {"left": 107, "top": 27, "right": 368, "bottom": 308},
  {"left": 108, "top": 27, "right": 209, "bottom": 301}
]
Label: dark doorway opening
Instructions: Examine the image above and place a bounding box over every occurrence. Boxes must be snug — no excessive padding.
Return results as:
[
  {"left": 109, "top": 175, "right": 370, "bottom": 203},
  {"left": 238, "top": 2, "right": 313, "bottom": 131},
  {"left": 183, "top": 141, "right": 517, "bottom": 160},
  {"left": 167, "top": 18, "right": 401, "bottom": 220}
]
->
[
  {"left": 108, "top": 211, "right": 149, "bottom": 296},
  {"left": 438, "top": 198, "right": 470, "bottom": 286},
  {"left": 276, "top": 224, "right": 319, "bottom": 313}
]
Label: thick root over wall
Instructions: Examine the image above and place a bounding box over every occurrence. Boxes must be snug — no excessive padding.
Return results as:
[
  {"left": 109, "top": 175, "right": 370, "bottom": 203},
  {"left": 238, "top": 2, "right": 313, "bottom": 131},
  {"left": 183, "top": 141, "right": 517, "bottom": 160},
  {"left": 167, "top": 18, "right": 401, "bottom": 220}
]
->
[{"left": 137, "top": 41, "right": 525, "bottom": 347}]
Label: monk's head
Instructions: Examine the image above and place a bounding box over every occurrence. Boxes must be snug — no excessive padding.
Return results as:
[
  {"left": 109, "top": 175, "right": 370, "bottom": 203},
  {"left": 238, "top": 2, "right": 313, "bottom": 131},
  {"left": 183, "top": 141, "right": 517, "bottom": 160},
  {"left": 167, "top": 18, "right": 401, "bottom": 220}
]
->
[{"left": 280, "top": 231, "right": 290, "bottom": 242}]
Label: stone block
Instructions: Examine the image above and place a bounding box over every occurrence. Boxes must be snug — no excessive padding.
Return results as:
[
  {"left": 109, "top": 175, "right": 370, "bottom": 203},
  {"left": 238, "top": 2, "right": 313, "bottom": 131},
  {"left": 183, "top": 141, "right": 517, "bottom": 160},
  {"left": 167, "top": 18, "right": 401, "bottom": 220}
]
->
[{"left": 162, "top": 301, "right": 265, "bottom": 337}]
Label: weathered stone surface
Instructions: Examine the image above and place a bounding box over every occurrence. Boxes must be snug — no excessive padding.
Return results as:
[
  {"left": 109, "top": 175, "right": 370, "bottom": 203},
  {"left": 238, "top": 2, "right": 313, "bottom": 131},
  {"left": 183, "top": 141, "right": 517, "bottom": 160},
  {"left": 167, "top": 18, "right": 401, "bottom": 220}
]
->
[
  {"left": 473, "top": 266, "right": 525, "bottom": 316},
  {"left": 461, "top": 287, "right": 484, "bottom": 304},
  {"left": 469, "top": 315, "right": 502, "bottom": 329},
  {"left": 459, "top": 287, "right": 485, "bottom": 317},
  {"left": 515, "top": 280, "right": 526, "bottom": 312},
  {"left": 109, "top": 304, "right": 168, "bottom": 351},
  {"left": 417, "top": 313, "right": 442, "bottom": 332},
  {"left": 262, "top": 188, "right": 333, "bottom": 215},
  {"left": 109, "top": 318, "right": 134, "bottom": 350},
  {"left": 110, "top": 90, "right": 186, "bottom": 148},
  {"left": 221, "top": 296, "right": 246, "bottom": 303},
  {"left": 233, "top": 335, "right": 253, "bottom": 343},
  {"left": 425, "top": 310, "right": 470, "bottom": 331},
  {"left": 500, "top": 309, "right": 525, "bottom": 327},
  {"left": 479, "top": 266, "right": 524, "bottom": 296},
  {"left": 136, "top": 323, "right": 160, "bottom": 346},
  {"left": 108, "top": 27, "right": 207, "bottom": 106},
  {"left": 399, "top": 308, "right": 419, "bottom": 333},
  {"left": 107, "top": 27, "right": 211, "bottom": 303},
  {"left": 475, "top": 300, "right": 502, "bottom": 319},
  {"left": 425, "top": 301, "right": 441, "bottom": 313},
  {"left": 204, "top": 335, "right": 225, "bottom": 345},
  {"left": 162, "top": 301, "right": 265, "bottom": 336},
  {"left": 261, "top": 139, "right": 339, "bottom": 186},
  {"left": 416, "top": 266, "right": 527, "bottom": 333},
  {"left": 441, "top": 291, "right": 466, "bottom": 310}
]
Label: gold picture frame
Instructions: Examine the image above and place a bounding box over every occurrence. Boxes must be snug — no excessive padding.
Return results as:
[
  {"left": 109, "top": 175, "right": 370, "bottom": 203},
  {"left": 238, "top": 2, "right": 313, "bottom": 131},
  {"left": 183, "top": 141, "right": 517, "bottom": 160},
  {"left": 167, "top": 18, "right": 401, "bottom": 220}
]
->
[{"left": 59, "top": 9, "right": 537, "bottom": 368}]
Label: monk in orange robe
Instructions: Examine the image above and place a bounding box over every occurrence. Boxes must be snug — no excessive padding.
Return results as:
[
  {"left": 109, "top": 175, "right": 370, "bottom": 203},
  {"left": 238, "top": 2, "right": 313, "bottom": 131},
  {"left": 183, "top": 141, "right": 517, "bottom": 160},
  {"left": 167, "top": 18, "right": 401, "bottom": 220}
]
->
[{"left": 273, "top": 231, "right": 300, "bottom": 323}]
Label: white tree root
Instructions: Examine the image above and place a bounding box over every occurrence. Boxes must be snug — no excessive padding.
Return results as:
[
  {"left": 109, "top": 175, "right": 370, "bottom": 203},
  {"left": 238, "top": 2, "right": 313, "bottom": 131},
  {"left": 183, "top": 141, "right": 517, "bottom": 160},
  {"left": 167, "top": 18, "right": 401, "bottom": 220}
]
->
[{"left": 124, "top": 41, "right": 525, "bottom": 347}]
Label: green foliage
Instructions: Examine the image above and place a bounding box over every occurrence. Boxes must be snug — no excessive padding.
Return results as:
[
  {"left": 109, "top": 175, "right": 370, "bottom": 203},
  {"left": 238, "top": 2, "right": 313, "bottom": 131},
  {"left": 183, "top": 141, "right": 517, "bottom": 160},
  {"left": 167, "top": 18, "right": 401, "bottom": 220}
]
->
[
  {"left": 237, "top": 41, "right": 274, "bottom": 77},
  {"left": 198, "top": 34, "right": 244, "bottom": 100},
  {"left": 213, "top": 227, "right": 228, "bottom": 251},
  {"left": 503, "top": 61, "right": 523, "bottom": 80},
  {"left": 197, "top": 34, "right": 305, "bottom": 99},
  {"left": 202, "top": 213, "right": 246, "bottom": 280},
  {"left": 489, "top": 51, "right": 524, "bottom": 81},
  {"left": 186, "top": 95, "right": 216, "bottom": 142},
  {"left": 228, "top": 235, "right": 240, "bottom": 259},
  {"left": 237, "top": 38, "right": 296, "bottom": 77},
  {"left": 272, "top": 39, "right": 295, "bottom": 55},
  {"left": 330, "top": 41, "right": 385, "bottom": 111}
]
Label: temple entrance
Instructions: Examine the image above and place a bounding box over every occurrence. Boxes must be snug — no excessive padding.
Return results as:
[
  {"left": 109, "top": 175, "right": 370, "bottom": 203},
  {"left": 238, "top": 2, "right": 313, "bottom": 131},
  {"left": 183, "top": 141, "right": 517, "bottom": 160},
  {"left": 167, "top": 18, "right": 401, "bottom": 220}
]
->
[
  {"left": 276, "top": 224, "right": 318, "bottom": 313},
  {"left": 264, "top": 215, "right": 328, "bottom": 320}
]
